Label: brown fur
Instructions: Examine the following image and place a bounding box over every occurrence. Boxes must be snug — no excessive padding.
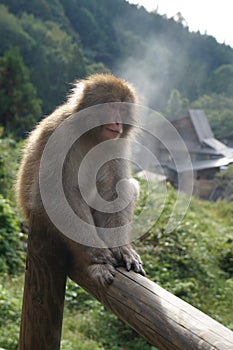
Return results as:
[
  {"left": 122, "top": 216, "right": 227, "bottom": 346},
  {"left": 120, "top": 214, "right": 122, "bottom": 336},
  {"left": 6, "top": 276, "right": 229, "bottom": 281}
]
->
[{"left": 16, "top": 73, "right": 144, "bottom": 286}]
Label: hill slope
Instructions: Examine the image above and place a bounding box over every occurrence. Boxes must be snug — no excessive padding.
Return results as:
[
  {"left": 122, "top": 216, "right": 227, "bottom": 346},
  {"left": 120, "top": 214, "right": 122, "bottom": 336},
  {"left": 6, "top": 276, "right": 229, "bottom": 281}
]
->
[{"left": 0, "top": 0, "right": 233, "bottom": 113}]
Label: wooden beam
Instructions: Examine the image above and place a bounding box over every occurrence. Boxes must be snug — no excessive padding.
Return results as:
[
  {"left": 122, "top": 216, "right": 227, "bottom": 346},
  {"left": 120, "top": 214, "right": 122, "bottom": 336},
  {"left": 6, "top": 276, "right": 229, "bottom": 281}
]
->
[{"left": 73, "top": 268, "right": 233, "bottom": 350}]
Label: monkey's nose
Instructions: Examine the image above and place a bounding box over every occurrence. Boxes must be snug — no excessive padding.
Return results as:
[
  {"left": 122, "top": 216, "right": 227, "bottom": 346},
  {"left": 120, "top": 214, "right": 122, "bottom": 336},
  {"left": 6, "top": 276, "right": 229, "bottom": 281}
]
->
[{"left": 107, "top": 122, "right": 122, "bottom": 132}]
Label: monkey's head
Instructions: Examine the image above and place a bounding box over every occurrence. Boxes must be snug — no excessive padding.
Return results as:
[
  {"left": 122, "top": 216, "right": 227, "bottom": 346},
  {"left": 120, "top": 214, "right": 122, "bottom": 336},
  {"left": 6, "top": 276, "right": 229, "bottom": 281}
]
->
[{"left": 69, "top": 74, "right": 138, "bottom": 142}]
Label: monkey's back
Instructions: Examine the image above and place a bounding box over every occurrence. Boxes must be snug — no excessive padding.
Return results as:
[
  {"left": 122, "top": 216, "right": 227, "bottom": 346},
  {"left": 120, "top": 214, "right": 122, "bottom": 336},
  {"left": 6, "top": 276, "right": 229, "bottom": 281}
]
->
[{"left": 16, "top": 104, "right": 73, "bottom": 222}]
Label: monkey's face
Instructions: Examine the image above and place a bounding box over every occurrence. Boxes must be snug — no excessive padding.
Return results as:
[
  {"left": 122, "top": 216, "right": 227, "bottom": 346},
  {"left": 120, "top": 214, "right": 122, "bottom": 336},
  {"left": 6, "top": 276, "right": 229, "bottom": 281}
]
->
[
  {"left": 100, "top": 101, "right": 134, "bottom": 141},
  {"left": 83, "top": 102, "right": 133, "bottom": 144},
  {"left": 100, "top": 102, "right": 125, "bottom": 140}
]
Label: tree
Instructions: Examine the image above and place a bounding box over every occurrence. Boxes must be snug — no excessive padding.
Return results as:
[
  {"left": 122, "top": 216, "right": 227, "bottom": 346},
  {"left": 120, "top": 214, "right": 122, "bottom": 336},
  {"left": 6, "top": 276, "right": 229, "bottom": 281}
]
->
[
  {"left": 208, "top": 64, "right": 233, "bottom": 98},
  {"left": 0, "top": 4, "right": 33, "bottom": 56},
  {"left": 164, "top": 89, "right": 189, "bottom": 120},
  {"left": 0, "top": 47, "right": 41, "bottom": 136},
  {"left": 20, "top": 14, "right": 87, "bottom": 113},
  {"left": 0, "top": 135, "right": 21, "bottom": 200},
  {"left": 0, "top": 194, "right": 24, "bottom": 274},
  {"left": 191, "top": 94, "right": 233, "bottom": 138}
]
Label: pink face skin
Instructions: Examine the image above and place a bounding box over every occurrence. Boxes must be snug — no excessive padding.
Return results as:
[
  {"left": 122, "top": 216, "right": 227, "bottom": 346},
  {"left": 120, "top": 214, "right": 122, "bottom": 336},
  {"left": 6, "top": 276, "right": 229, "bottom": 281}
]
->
[
  {"left": 104, "top": 122, "right": 123, "bottom": 139},
  {"left": 102, "top": 102, "right": 124, "bottom": 139}
]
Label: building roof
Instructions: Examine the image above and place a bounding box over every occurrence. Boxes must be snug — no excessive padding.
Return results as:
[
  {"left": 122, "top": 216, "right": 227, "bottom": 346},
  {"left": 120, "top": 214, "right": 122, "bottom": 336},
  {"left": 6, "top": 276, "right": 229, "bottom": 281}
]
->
[
  {"left": 167, "top": 156, "right": 233, "bottom": 172},
  {"left": 189, "top": 109, "right": 214, "bottom": 141},
  {"left": 203, "top": 138, "right": 233, "bottom": 158},
  {"left": 169, "top": 110, "right": 233, "bottom": 172},
  {"left": 187, "top": 110, "right": 233, "bottom": 158}
]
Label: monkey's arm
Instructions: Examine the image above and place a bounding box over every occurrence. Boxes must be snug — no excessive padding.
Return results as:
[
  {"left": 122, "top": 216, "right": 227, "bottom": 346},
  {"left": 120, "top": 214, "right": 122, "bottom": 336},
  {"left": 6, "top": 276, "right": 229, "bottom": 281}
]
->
[
  {"left": 93, "top": 170, "right": 145, "bottom": 276},
  {"left": 110, "top": 178, "right": 145, "bottom": 276},
  {"left": 93, "top": 201, "right": 145, "bottom": 276}
]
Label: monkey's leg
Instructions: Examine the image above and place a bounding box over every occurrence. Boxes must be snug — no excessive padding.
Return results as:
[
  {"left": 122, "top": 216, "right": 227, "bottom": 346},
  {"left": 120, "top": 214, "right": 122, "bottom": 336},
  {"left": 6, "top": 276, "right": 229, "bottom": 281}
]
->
[
  {"left": 63, "top": 188, "right": 118, "bottom": 286},
  {"left": 93, "top": 205, "right": 145, "bottom": 276}
]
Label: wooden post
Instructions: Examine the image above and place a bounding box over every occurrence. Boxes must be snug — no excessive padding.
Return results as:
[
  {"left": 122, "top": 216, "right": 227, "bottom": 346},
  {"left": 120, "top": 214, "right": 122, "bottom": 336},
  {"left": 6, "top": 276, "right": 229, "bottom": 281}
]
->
[
  {"left": 19, "top": 216, "right": 233, "bottom": 350},
  {"left": 19, "top": 216, "right": 68, "bottom": 350}
]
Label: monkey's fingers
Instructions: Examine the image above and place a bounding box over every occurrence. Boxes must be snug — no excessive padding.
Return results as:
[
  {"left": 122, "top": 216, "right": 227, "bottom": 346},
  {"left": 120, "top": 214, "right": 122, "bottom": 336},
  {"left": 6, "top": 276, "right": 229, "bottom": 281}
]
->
[
  {"left": 124, "top": 253, "right": 142, "bottom": 273},
  {"left": 128, "top": 257, "right": 146, "bottom": 276},
  {"left": 132, "top": 253, "right": 145, "bottom": 275},
  {"left": 110, "top": 246, "right": 145, "bottom": 275},
  {"left": 88, "top": 263, "right": 116, "bottom": 287},
  {"left": 136, "top": 263, "right": 146, "bottom": 276}
]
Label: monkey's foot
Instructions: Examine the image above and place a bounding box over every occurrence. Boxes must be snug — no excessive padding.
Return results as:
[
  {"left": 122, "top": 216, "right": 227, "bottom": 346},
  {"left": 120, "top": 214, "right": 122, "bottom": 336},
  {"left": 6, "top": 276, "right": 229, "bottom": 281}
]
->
[
  {"left": 88, "top": 263, "right": 116, "bottom": 286},
  {"left": 111, "top": 246, "right": 145, "bottom": 276}
]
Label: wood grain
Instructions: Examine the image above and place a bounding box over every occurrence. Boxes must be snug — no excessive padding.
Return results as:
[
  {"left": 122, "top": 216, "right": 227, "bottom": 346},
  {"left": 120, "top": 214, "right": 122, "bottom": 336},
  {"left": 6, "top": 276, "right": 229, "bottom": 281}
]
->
[{"left": 18, "top": 216, "right": 68, "bottom": 350}]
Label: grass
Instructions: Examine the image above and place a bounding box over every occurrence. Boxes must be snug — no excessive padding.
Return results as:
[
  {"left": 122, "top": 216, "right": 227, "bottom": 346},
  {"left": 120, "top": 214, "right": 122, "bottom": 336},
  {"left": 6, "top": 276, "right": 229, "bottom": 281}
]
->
[{"left": 0, "top": 184, "right": 233, "bottom": 349}]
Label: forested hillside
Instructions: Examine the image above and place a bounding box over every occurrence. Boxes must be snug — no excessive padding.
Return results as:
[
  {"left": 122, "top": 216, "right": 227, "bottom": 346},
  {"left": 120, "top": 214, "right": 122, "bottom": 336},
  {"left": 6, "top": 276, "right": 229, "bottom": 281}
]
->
[{"left": 1, "top": 0, "right": 233, "bottom": 136}]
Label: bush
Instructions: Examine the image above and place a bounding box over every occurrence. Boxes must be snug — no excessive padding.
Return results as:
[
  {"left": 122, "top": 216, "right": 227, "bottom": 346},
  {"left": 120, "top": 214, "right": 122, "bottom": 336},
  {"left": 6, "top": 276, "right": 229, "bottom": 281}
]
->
[
  {"left": 0, "top": 195, "right": 24, "bottom": 274},
  {"left": 0, "top": 281, "right": 21, "bottom": 350},
  {"left": 0, "top": 136, "right": 22, "bottom": 201},
  {"left": 218, "top": 238, "right": 233, "bottom": 277}
]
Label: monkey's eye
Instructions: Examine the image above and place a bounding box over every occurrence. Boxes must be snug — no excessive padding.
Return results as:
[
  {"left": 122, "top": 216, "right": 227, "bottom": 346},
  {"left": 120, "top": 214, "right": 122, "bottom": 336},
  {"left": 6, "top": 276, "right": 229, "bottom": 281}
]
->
[
  {"left": 108, "top": 103, "right": 118, "bottom": 110},
  {"left": 105, "top": 103, "right": 128, "bottom": 113},
  {"left": 119, "top": 105, "right": 129, "bottom": 114}
]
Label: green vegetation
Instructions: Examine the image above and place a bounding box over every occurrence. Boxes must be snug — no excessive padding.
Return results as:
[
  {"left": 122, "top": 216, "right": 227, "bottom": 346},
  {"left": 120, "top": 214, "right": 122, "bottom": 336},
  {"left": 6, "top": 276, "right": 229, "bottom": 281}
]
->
[
  {"left": 0, "top": 3, "right": 87, "bottom": 114},
  {"left": 0, "top": 165, "right": 233, "bottom": 348},
  {"left": 0, "top": 47, "right": 41, "bottom": 137},
  {"left": 0, "top": 135, "right": 22, "bottom": 200},
  {"left": 164, "top": 89, "right": 190, "bottom": 120},
  {"left": 0, "top": 0, "right": 233, "bottom": 118},
  {"left": 0, "top": 135, "right": 25, "bottom": 276},
  {"left": 0, "top": 195, "right": 24, "bottom": 275},
  {"left": 0, "top": 276, "right": 22, "bottom": 349},
  {"left": 0, "top": 0, "right": 233, "bottom": 349},
  {"left": 190, "top": 94, "right": 233, "bottom": 138}
]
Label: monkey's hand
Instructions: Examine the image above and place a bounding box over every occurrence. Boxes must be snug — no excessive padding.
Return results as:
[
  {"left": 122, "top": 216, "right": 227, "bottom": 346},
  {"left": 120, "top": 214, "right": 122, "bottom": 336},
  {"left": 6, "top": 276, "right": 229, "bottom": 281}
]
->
[
  {"left": 86, "top": 248, "right": 118, "bottom": 287},
  {"left": 88, "top": 263, "right": 116, "bottom": 287},
  {"left": 110, "top": 246, "right": 145, "bottom": 276}
]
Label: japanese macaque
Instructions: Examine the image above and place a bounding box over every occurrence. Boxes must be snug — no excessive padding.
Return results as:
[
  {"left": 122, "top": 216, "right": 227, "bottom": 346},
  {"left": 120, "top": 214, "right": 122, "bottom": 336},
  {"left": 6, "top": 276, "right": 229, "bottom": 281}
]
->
[{"left": 16, "top": 73, "right": 145, "bottom": 286}]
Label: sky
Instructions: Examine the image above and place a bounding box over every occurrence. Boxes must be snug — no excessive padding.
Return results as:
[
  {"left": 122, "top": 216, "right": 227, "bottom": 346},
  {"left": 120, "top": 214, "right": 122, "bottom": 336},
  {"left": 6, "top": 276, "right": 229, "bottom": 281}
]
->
[{"left": 126, "top": 0, "right": 233, "bottom": 48}]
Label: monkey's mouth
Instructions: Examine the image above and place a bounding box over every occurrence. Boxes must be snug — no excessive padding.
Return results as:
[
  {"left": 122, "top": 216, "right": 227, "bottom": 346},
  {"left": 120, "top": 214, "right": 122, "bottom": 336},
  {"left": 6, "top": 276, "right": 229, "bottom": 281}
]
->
[{"left": 105, "top": 127, "right": 121, "bottom": 135}]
